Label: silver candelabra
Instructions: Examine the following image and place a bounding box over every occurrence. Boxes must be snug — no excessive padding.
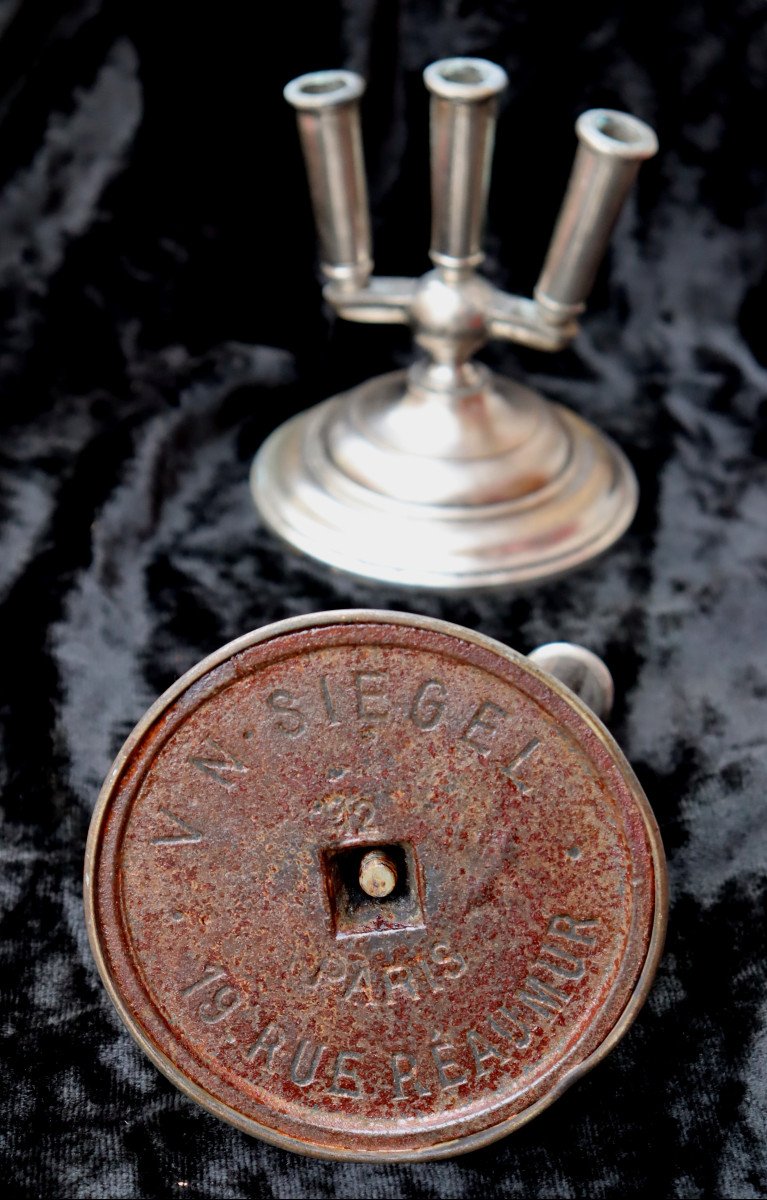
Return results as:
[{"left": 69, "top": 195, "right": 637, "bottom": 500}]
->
[{"left": 252, "top": 57, "right": 658, "bottom": 589}]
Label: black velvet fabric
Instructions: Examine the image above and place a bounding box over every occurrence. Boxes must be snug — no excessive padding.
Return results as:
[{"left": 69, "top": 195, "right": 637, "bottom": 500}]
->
[{"left": 2, "top": 2, "right": 766, "bottom": 1197}]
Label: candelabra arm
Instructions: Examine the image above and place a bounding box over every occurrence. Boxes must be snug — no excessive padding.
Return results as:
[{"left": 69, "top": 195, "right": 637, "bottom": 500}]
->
[
  {"left": 326, "top": 272, "right": 579, "bottom": 354},
  {"left": 486, "top": 289, "right": 579, "bottom": 352},
  {"left": 323, "top": 276, "right": 417, "bottom": 325}
]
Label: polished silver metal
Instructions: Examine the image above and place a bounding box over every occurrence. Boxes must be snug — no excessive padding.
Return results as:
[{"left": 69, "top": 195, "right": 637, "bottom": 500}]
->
[
  {"left": 283, "top": 71, "right": 372, "bottom": 287},
  {"left": 252, "top": 59, "right": 658, "bottom": 590},
  {"left": 528, "top": 642, "right": 615, "bottom": 723},
  {"left": 424, "top": 58, "right": 508, "bottom": 268},
  {"left": 535, "top": 110, "right": 658, "bottom": 322}
]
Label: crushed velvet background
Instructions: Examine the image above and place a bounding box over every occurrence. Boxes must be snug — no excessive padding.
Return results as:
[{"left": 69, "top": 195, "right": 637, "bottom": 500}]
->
[{"left": 1, "top": 1, "right": 766, "bottom": 1197}]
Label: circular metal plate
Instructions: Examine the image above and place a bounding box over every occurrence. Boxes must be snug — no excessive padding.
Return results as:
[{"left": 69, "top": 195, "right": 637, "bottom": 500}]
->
[{"left": 85, "top": 611, "right": 666, "bottom": 1161}]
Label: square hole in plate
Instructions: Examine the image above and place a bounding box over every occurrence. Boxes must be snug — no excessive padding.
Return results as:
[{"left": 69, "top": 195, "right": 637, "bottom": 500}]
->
[{"left": 323, "top": 842, "right": 425, "bottom": 938}]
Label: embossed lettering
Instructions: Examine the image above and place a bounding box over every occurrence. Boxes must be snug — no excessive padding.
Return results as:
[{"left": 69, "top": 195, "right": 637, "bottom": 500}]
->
[
  {"left": 489, "top": 1005, "right": 531, "bottom": 1050},
  {"left": 296, "top": 943, "right": 468, "bottom": 1004},
  {"left": 431, "top": 943, "right": 467, "bottom": 979},
  {"left": 431, "top": 1034, "right": 468, "bottom": 1090},
  {"left": 301, "top": 955, "right": 346, "bottom": 990},
  {"left": 461, "top": 701, "right": 507, "bottom": 756},
  {"left": 188, "top": 739, "right": 249, "bottom": 789},
  {"left": 328, "top": 1051, "right": 364, "bottom": 1097},
  {"left": 246, "top": 1023, "right": 284, "bottom": 1070},
  {"left": 350, "top": 797, "right": 376, "bottom": 828},
  {"left": 467, "top": 1029, "right": 506, "bottom": 1076},
  {"left": 384, "top": 965, "right": 420, "bottom": 1004},
  {"left": 548, "top": 914, "right": 598, "bottom": 945},
  {"left": 290, "top": 1038, "right": 327, "bottom": 1086},
  {"left": 181, "top": 966, "right": 243, "bottom": 1026},
  {"left": 199, "top": 985, "right": 241, "bottom": 1024},
  {"left": 537, "top": 943, "right": 585, "bottom": 980},
  {"left": 500, "top": 738, "right": 541, "bottom": 795},
  {"left": 410, "top": 679, "right": 447, "bottom": 731},
  {"left": 152, "top": 809, "right": 203, "bottom": 846},
  {"left": 355, "top": 672, "right": 388, "bottom": 721},
  {"left": 418, "top": 959, "right": 444, "bottom": 995},
  {"left": 267, "top": 690, "right": 307, "bottom": 737},
  {"left": 310, "top": 794, "right": 345, "bottom": 827},
  {"left": 517, "top": 975, "right": 569, "bottom": 1017},
  {"left": 391, "top": 1053, "right": 432, "bottom": 1100},
  {"left": 181, "top": 965, "right": 227, "bottom": 997},
  {"left": 343, "top": 963, "right": 376, "bottom": 1005},
  {"left": 310, "top": 794, "right": 377, "bottom": 829},
  {"left": 466, "top": 916, "right": 600, "bottom": 1057},
  {"left": 320, "top": 676, "right": 340, "bottom": 726}
]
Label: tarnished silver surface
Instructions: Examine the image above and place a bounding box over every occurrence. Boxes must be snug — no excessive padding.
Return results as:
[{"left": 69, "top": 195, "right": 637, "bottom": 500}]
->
[
  {"left": 252, "top": 58, "right": 658, "bottom": 589},
  {"left": 528, "top": 642, "right": 615, "bottom": 724}
]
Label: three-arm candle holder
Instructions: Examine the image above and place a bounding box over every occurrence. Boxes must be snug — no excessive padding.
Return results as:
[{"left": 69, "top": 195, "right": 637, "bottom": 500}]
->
[{"left": 252, "top": 57, "right": 658, "bottom": 589}]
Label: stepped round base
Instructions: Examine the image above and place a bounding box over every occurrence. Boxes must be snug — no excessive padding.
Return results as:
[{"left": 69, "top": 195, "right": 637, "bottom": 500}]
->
[{"left": 251, "top": 370, "right": 637, "bottom": 590}]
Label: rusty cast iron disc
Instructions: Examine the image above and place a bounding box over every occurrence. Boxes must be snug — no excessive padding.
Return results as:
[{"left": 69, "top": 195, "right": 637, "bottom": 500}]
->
[{"left": 85, "top": 610, "right": 667, "bottom": 1162}]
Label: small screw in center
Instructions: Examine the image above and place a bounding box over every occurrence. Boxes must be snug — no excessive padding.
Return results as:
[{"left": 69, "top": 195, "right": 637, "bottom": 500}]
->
[{"left": 358, "top": 850, "right": 398, "bottom": 898}]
